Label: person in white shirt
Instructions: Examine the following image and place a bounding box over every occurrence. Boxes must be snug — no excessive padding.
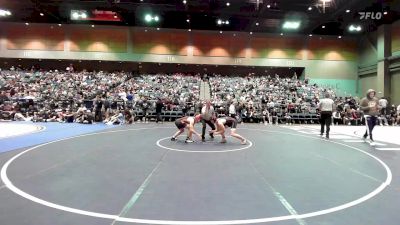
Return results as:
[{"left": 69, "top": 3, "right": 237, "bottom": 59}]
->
[
  {"left": 332, "top": 110, "right": 341, "bottom": 125},
  {"left": 318, "top": 93, "right": 335, "bottom": 139},
  {"left": 397, "top": 104, "right": 400, "bottom": 125},
  {"left": 229, "top": 101, "right": 236, "bottom": 118},
  {"left": 378, "top": 97, "right": 388, "bottom": 115}
]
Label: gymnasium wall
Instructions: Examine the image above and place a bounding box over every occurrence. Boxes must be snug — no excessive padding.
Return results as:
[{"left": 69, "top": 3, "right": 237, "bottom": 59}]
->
[
  {"left": 391, "top": 71, "right": 400, "bottom": 105},
  {"left": 0, "top": 22, "right": 358, "bottom": 93},
  {"left": 69, "top": 27, "right": 128, "bottom": 53},
  {"left": 392, "top": 20, "right": 400, "bottom": 55},
  {"left": 388, "top": 22, "right": 400, "bottom": 104},
  {"left": 358, "top": 32, "right": 378, "bottom": 68},
  {"left": 0, "top": 22, "right": 358, "bottom": 59},
  {"left": 356, "top": 22, "right": 400, "bottom": 104},
  {"left": 308, "top": 78, "right": 357, "bottom": 96},
  {"left": 6, "top": 24, "right": 65, "bottom": 51},
  {"left": 358, "top": 75, "right": 377, "bottom": 98},
  {"left": 390, "top": 59, "right": 400, "bottom": 105}
]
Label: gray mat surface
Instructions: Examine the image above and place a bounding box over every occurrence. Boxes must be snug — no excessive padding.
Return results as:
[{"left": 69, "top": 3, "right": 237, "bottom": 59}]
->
[{"left": 1, "top": 124, "right": 400, "bottom": 225}]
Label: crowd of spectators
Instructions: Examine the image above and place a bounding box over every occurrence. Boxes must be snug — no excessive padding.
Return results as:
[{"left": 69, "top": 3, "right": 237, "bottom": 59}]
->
[
  {"left": 1, "top": 66, "right": 399, "bottom": 126},
  {"left": 0, "top": 67, "right": 201, "bottom": 124},
  {"left": 209, "top": 74, "right": 400, "bottom": 126}
]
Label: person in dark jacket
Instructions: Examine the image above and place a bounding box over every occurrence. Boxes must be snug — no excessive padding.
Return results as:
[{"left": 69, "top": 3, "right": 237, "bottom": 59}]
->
[{"left": 155, "top": 98, "right": 164, "bottom": 123}]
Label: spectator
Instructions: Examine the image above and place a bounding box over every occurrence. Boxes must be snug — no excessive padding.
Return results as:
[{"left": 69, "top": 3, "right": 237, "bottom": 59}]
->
[
  {"left": 155, "top": 98, "right": 164, "bottom": 123},
  {"left": 379, "top": 97, "right": 388, "bottom": 115}
]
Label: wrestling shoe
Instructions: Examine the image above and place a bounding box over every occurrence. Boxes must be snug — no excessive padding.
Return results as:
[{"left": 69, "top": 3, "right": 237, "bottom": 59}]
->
[
  {"left": 241, "top": 139, "right": 247, "bottom": 145},
  {"left": 220, "top": 139, "right": 227, "bottom": 144},
  {"left": 185, "top": 139, "right": 194, "bottom": 143},
  {"left": 171, "top": 137, "right": 176, "bottom": 141},
  {"left": 369, "top": 138, "right": 376, "bottom": 146}
]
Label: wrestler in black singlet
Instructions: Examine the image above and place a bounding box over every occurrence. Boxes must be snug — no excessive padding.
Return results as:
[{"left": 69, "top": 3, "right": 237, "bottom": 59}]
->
[{"left": 175, "top": 117, "right": 188, "bottom": 129}]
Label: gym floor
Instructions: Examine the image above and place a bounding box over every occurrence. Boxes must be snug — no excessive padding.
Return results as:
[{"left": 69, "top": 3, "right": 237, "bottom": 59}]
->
[{"left": 1, "top": 123, "right": 400, "bottom": 225}]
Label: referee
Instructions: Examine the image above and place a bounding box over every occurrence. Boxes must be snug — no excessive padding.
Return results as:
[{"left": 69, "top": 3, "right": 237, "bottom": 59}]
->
[
  {"left": 201, "top": 100, "right": 216, "bottom": 141},
  {"left": 318, "top": 93, "right": 335, "bottom": 139}
]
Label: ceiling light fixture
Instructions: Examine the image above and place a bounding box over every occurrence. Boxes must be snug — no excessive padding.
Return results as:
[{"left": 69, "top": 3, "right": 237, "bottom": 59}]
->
[
  {"left": 217, "top": 19, "right": 229, "bottom": 25},
  {"left": 0, "top": 9, "right": 12, "bottom": 17},
  {"left": 308, "top": 6, "right": 312, "bottom": 11},
  {"left": 348, "top": 24, "right": 362, "bottom": 32},
  {"left": 282, "top": 21, "right": 301, "bottom": 29},
  {"left": 145, "top": 14, "right": 152, "bottom": 22},
  {"left": 226, "top": 2, "right": 230, "bottom": 6},
  {"left": 71, "top": 10, "right": 88, "bottom": 20},
  {"left": 144, "top": 14, "right": 160, "bottom": 23},
  {"left": 72, "top": 12, "right": 79, "bottom": 19},
  {"left": 40, "top": 13, "right": 44, "bottom": 16},
  {"left": 345, "top": 9, "right": 350, "bottom": 13}
]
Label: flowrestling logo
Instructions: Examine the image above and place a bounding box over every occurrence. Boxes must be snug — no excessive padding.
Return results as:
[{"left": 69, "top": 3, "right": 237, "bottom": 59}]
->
[{"left": 359, "top": 12, "right": 383, "bottom": 20}]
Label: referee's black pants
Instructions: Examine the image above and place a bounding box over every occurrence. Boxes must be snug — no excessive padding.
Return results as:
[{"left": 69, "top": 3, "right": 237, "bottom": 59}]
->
[
  {"left": 201, "top": 119, "right": 216, "bottom": 140},
  {"left": 320, "top": 111, "right": 332, "bottom": 136}
]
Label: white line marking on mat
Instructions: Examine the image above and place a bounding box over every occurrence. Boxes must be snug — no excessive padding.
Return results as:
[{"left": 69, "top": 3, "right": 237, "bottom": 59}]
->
[
  {"left": 327, "top": 135, "right": 357, "bottom": 140},
  {"left": 247, "top": 156, "right": 308, "bottom": 225},
  {"left": 274, "top": 191, "right": 308, "bottom": 225},
  {"left": 111, "top": 150, "right": 169, "bottom": 225},
  {"left": 343, "top": 140, "right": 366, "bottom": 143},
  {"left": 376, "top": 148, "right": 400, "bottom": 151},
  {"left": 0, "top": 127, "right": 393, "bottom": 225},
  {"left": 372, "top": 142, "right": 387, "bottom": 146},
  {"left": 156, "top": 137, "right": 253, "bottom": 153},
  {"left": 313, "top": 154, "right": 382, "bottom": 183}
]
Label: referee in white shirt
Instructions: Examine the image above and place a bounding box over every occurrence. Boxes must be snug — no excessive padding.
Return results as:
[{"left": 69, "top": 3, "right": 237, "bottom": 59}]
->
[
  {"left": 201, "top": 100, "right": 216, "bottom": 141},
  {"left": 318, "top": 93, "right": 335, "bottom": 139}
]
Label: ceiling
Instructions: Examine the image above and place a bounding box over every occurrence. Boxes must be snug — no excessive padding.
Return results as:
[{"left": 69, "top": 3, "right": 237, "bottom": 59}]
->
[{"left": 0, "top": 0, "right": 399, "bottom": 36}]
